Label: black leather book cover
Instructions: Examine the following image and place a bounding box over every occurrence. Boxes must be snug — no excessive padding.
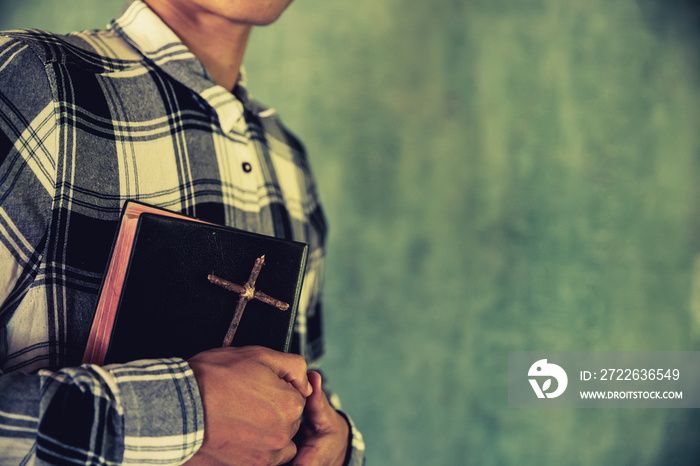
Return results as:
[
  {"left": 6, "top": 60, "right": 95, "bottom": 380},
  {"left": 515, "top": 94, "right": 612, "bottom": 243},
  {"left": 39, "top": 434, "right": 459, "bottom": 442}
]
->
[{"left": 86, "top": 203, "right": 308, "bottom": 365}]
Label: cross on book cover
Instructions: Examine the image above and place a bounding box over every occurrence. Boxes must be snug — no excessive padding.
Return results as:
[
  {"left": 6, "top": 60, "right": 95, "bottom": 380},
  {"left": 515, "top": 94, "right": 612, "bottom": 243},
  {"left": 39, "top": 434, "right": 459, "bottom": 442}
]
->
[{"left": 82, "top": 201, "right": 308, "bottom": 366}]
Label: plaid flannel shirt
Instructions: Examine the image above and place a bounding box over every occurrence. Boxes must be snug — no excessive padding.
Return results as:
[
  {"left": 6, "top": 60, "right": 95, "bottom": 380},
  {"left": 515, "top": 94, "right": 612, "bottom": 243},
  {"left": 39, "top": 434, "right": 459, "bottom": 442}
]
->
[{"left": 0, "top": 1, "right": 364, "bottom": 464}]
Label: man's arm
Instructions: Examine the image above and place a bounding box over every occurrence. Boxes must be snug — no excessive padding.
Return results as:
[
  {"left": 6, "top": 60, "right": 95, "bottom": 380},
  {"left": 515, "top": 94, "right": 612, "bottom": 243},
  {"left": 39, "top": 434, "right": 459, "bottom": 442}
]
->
[
  {"left": 0, "top": 358, "right": 204, "bottom": 464},
  {"left": 0, "top": 347, "right": 313, "bottom": 465}
]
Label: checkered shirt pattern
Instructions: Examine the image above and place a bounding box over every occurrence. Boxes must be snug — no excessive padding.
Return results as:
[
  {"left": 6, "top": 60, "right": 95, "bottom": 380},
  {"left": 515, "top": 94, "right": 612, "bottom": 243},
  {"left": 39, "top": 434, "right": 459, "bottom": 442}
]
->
[{"left": 0, "top": 1, "right": 364, "bottom": 464}]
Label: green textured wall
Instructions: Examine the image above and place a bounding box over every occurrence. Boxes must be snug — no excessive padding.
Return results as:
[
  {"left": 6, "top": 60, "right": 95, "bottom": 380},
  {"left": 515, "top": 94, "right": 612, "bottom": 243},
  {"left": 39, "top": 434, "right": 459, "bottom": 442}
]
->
[{"left": 3, "top": 1, "right": 700, "bottom": 464}]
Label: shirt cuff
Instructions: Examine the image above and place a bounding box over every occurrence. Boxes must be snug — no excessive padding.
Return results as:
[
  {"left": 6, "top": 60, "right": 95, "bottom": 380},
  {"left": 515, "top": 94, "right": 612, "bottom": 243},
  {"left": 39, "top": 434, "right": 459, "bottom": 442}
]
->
[
  {"left": 336, "top": 409, "right": 366, "bottom": 466},
  {"left": 105, "top": 358, "right": 204, "bottom": 464}
]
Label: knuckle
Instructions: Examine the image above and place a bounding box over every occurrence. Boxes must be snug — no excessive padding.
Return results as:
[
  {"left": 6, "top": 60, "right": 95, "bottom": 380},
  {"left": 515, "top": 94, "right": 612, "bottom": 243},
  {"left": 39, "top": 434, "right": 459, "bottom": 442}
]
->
[
  {"left": 281, "top": 441, "right": 298, "bottom": 464},
  {"left": 243, "top": 345, "right": 269, "bottom": 359},
  {"left": 278, "top": 396, "right": 303, "bottom": 423},
  {"left": 261, "top": 394, "right": 302, "bottom": 428},
  {"left": 284, "top": 395, "right": 305, "bottom": 420},
  {"left": 291, "top": 353, "right": 308, "bottom": 372},
  {"left": 267, "top": 429, "right": 292, "bottom": 451},
  {"left": 248, "top": 451, "right": 273, "bottom": 466}
]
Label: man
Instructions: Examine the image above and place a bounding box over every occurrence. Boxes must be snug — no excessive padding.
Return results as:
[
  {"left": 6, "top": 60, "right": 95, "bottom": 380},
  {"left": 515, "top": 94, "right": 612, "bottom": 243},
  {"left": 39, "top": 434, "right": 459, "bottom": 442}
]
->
[{"left": 0, "top": 0, "right": 364, "bottom": 464}]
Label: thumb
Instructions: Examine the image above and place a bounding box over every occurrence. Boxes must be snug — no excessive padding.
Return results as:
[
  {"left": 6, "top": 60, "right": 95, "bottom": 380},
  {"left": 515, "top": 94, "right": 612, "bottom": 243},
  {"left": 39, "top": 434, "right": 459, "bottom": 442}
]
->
[
  {"left": 304, "top": 371, "right": 331, "bottom": 424},
  {"left": 293, "top": 371, "right": 349, "bottom": 466}
]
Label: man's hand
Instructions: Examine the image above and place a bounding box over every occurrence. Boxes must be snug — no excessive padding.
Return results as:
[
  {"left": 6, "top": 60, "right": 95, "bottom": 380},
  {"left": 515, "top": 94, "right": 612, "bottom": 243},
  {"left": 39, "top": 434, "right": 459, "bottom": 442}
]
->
[
  {"left": 292, "top": 371, "right": 349, "bottom": 466},
  {"left": 185, "top": 346, "right": 312, "bottom": 466}
]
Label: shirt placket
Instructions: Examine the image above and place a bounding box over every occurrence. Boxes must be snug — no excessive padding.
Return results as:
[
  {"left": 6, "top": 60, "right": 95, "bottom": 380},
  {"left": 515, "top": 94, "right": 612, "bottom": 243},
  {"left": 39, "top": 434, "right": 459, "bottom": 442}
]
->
[{"left": 228, "top": 101, "right": 266, "bottom": 233}]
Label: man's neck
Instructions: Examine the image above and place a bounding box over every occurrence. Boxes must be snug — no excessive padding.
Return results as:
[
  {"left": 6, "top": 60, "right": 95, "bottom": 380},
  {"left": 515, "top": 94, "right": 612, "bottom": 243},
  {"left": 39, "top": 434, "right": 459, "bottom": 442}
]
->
[{"left": 144, "top": 0, "right": 252, "bottom": 91}]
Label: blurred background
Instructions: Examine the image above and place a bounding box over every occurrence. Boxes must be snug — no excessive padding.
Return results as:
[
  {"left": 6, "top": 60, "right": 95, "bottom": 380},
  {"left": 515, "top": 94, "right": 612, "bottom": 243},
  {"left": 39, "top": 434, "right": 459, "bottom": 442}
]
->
[{"left": 3, "top": 0, "right": 700, "bottom": 464}]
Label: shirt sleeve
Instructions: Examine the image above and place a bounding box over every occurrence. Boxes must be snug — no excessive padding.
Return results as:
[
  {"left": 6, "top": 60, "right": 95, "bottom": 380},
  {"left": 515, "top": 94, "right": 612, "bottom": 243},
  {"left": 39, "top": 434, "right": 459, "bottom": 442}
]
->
[
  {"left": 338, "top": 410, "right": 366, "bottom": 466},
  {"left": 0, "top": 33, "right": 55, "bottom": 315},
  {"left": 0, "top": 358, "right": 204, "bottom": 464}
]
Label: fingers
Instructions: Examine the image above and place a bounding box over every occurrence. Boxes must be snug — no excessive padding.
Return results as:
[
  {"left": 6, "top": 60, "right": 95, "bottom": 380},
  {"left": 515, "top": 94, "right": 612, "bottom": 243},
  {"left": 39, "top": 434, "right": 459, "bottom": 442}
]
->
[
  {"left": 290, "top": 414, "right": 303, "bottom": 438},
  {"left": 186, "top": 346, "right": 311, "bottom": 465},
  {"left": 191, "top": 346, "right": 312, "bottom": 396},
  {"left": 255, "top": 347, "right": 312, "bottom": 397},
  {"left": 276, "top": 440, "right": 298, "bottom": 466}
]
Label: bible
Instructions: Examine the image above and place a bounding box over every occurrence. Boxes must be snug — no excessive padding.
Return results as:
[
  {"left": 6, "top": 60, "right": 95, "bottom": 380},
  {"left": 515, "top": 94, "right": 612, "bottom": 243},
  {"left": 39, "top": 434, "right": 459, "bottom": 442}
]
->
[{"left": 82, "top": 201, "right": 308, "bottom": 365}]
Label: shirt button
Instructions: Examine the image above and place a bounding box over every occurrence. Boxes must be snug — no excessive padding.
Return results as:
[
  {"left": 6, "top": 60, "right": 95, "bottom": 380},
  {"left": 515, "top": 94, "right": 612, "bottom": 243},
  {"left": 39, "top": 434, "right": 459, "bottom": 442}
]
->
[{"left": 242, "top": 162, "right": 252, "bottom": 173}]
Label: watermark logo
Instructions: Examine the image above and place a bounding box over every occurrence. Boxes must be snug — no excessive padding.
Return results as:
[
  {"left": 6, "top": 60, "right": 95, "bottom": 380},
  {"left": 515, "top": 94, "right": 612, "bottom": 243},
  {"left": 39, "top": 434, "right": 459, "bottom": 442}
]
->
[{"left": 528, "top": 359, "right": 568, "bottom": 399}]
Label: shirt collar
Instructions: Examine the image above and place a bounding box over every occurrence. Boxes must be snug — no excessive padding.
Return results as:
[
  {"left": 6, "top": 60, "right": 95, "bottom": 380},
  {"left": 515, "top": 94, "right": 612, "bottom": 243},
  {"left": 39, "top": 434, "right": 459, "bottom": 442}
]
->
[{"left": 110, "top": 0, "right": 274, "bottom": 133}]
